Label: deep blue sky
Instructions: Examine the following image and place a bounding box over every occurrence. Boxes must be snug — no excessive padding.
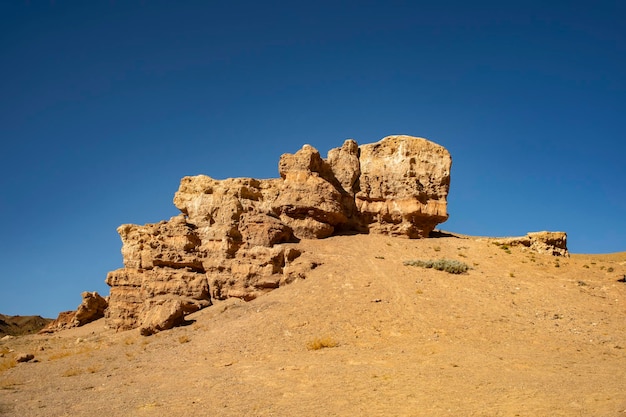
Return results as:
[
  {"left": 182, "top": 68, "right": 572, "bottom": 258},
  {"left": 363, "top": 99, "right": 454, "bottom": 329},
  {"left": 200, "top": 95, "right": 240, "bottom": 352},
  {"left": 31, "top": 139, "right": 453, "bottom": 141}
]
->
[{"left": 1, "top": 0, "right": 624, "bottom": 317}]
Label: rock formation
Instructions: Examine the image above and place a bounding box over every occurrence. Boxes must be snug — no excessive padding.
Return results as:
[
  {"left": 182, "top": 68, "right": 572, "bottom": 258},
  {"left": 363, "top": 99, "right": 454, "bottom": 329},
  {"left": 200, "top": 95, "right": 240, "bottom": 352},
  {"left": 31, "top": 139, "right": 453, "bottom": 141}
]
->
[
  {"left": 40, "top": 291, "right": 108, "bottom": 333},
  {"left": 491, "top": 231, "right": 569, "bottom": 256},
  {"left": 105, "top": 135, "right": 453, "bottom": 333}
]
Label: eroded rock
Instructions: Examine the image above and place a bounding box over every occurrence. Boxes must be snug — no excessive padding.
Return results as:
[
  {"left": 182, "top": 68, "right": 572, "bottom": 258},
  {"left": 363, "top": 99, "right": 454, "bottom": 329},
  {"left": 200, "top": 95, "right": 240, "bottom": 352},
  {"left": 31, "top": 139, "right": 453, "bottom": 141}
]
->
[
  {"left": 105, "top": 135, "right": 454, "bottom": 333},
  {"left": 492, "top": 231, "right": 569, "bottom": 257},
  {"left": 40, "top": 291, "right": 108, "bottom": 334},
  {"left": 356, "top": 135, "right": 451, "bottom": 238}
]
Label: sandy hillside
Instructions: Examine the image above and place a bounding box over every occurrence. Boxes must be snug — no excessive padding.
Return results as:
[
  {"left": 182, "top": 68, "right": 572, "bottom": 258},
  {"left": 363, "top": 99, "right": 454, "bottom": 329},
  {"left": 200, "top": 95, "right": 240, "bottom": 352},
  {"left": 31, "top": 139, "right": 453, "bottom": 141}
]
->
[{"left": 1, "top": 233, "right": 625, "bottom": 417}]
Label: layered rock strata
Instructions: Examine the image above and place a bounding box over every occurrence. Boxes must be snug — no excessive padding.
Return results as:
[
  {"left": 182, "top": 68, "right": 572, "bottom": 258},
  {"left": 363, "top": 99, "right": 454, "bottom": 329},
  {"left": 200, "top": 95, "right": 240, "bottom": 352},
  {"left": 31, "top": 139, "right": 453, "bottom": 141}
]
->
[{"left": 105, "top": 135, "right": 453, "bottom": 333}]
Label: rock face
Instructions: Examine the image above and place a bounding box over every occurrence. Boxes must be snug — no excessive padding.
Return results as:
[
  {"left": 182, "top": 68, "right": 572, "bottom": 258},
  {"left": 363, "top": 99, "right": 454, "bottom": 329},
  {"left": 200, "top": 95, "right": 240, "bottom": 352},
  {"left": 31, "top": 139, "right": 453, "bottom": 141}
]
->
[
  {"left": 357, "top": 136, "right": 451, "bottom": 238},
  {"left": 105, "top": 135, "right": 453, "bottom": 333}
]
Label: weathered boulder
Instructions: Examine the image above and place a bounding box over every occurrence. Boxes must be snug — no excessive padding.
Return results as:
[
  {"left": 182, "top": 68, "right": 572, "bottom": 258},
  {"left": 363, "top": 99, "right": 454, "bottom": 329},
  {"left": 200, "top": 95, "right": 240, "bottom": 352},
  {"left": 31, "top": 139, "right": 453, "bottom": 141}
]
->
[
  {"left": 105, "top": 135, "right": 454, "bottom": 333},
  {"left": 356, "top": 135, "right": 451, "bottom": 238},
  {"left": 15, "top": 353, "right": 35, "bottom": 363},
  {"left": 139, "top": 298, "right": 190, "bottom": 336},
  {"left": 73, "top": 292, "right": 108, "bottom": 326}
]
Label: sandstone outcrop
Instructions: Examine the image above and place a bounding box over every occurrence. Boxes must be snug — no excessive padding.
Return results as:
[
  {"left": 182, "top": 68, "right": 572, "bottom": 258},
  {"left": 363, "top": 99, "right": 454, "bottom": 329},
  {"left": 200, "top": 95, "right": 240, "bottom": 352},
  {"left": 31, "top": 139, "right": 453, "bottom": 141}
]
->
[
  {"left": 40, "top": 291, "right": 108, "bottom": 333},
  {"left": 491, "top": 231, "right": 569, "bottom": 257},
  {"left": 105, "top": 135, "right": 453, "bottom": 333}
]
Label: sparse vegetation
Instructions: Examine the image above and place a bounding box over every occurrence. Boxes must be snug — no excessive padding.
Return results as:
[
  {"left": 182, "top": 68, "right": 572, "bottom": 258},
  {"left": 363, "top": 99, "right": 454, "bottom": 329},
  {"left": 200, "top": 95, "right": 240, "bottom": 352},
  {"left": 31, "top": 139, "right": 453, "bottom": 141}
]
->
[
  {"left": 47, "top": 344, "right": 95, "bottom": 361},
  {"left": 607, "top": 267, "right": 614, "bottom": 273},
  {"left": 493, "top": 242, "right": 512, "bottom": 254},
  {"left": 433, "top": 246, "right": 441, "bottom": 252},
  {"left": 403, "top": 259, "right": 470, "bottom": 274},
  {"left": 306, "top": 337, "right": 338, "bottom": 351}
]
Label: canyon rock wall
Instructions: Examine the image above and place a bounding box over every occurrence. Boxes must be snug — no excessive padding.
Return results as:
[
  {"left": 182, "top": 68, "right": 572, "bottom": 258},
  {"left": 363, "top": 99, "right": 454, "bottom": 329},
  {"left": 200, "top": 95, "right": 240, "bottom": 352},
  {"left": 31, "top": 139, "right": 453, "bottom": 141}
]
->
[{"left": 105, "top": 135, "right": 452, "bottom": 333}]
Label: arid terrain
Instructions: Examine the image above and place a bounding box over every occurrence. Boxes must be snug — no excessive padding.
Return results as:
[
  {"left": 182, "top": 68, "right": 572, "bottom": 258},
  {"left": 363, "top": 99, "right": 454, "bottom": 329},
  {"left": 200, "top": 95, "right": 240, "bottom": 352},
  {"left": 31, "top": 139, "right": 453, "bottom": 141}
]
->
[
  {"left": 1, "top": 233, "right": 625, "bottom": 417},
  {"left": 0, "top": 316, "right": 50, "bottom": 338}
]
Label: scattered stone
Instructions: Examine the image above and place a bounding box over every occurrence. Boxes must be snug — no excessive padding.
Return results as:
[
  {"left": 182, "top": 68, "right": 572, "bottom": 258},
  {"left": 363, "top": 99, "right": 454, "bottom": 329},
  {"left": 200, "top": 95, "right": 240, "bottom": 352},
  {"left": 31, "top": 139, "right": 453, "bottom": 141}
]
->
[{"left": 15, "top": 353, "right": 34, "bottom": 363}]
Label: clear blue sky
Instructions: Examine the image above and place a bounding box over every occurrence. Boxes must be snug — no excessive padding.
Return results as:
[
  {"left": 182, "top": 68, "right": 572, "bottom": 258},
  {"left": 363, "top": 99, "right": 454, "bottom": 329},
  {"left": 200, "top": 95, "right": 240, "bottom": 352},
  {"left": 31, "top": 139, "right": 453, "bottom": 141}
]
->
[{"left": 1, "top": 0, "right": 624, "bottom": 317}]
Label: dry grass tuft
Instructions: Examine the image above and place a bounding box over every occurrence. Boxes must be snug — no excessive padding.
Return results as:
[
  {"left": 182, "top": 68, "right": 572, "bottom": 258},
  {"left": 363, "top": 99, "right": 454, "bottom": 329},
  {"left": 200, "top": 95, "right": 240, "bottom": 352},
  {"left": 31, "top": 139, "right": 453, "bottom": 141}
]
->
[
  {"left": 306, "top": 337, "right": 339, "bottom": 351},
  {"left": 47, "top": 344, "right": 94, "bottom": 361},
  {"left": 403, "top": 258, "right": 470, "bottom": 274}
]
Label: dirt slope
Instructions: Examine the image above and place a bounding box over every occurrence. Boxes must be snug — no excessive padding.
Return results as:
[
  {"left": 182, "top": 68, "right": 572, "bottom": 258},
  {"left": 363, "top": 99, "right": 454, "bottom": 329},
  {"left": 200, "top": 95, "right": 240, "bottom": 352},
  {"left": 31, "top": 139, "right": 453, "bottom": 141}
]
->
[{"left": 1, "top": 234, "right": 625, "bottom": 416}]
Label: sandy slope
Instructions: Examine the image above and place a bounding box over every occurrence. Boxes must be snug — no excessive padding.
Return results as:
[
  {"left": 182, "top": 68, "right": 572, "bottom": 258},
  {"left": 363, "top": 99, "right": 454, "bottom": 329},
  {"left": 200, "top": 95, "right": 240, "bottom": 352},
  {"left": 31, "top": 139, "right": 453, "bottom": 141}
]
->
[{"left": 1, "top": 234, "right": 625, "bottom": 417}]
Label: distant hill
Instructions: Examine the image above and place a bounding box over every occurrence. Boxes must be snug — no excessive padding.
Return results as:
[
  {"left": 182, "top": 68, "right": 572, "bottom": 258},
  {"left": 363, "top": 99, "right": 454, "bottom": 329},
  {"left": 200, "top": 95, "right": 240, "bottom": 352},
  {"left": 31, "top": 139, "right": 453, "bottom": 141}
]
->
[{"left": 0, "top": 314, "right": 51, "bottom": 336}]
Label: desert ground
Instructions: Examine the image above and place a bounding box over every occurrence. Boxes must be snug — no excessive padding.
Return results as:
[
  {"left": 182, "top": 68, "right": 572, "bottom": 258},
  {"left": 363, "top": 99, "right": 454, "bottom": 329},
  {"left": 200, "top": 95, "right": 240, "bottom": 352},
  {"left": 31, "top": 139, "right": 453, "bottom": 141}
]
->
[{"left": 1, "top": 233, "right": 625, "bottom": 417}]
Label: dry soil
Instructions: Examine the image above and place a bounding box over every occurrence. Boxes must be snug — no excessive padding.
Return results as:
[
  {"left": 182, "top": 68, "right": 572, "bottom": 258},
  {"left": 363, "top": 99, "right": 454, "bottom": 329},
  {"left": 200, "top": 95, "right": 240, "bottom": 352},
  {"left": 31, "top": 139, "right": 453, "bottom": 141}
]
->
[{"left": 1, "top": 233, "right": 625, "bottom": 416}]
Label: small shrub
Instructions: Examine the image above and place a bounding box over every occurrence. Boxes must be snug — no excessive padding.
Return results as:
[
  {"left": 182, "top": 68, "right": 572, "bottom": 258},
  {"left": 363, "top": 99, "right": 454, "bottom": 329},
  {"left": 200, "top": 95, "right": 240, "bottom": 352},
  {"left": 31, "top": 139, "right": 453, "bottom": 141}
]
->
[
  {"left": 306, "top": 337, "right": 338, "bottom": 351},
  {"left": 433, "top": 246, "right": 441, "bottom": 252},
  {"left": 178, "top": 335, "right": 190, "bottom": 344},
  {"left": 403, "top": 259, "right": 470, "bottom": 274},
  {"left": 494, "top": 243, "right": 512, "bottom": 254},
  {"left": 607, "top": 267, "right": 614, "bottom": 273},
  {"left": 583, "top": 264, "right": 589, "bottom": 269}
]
